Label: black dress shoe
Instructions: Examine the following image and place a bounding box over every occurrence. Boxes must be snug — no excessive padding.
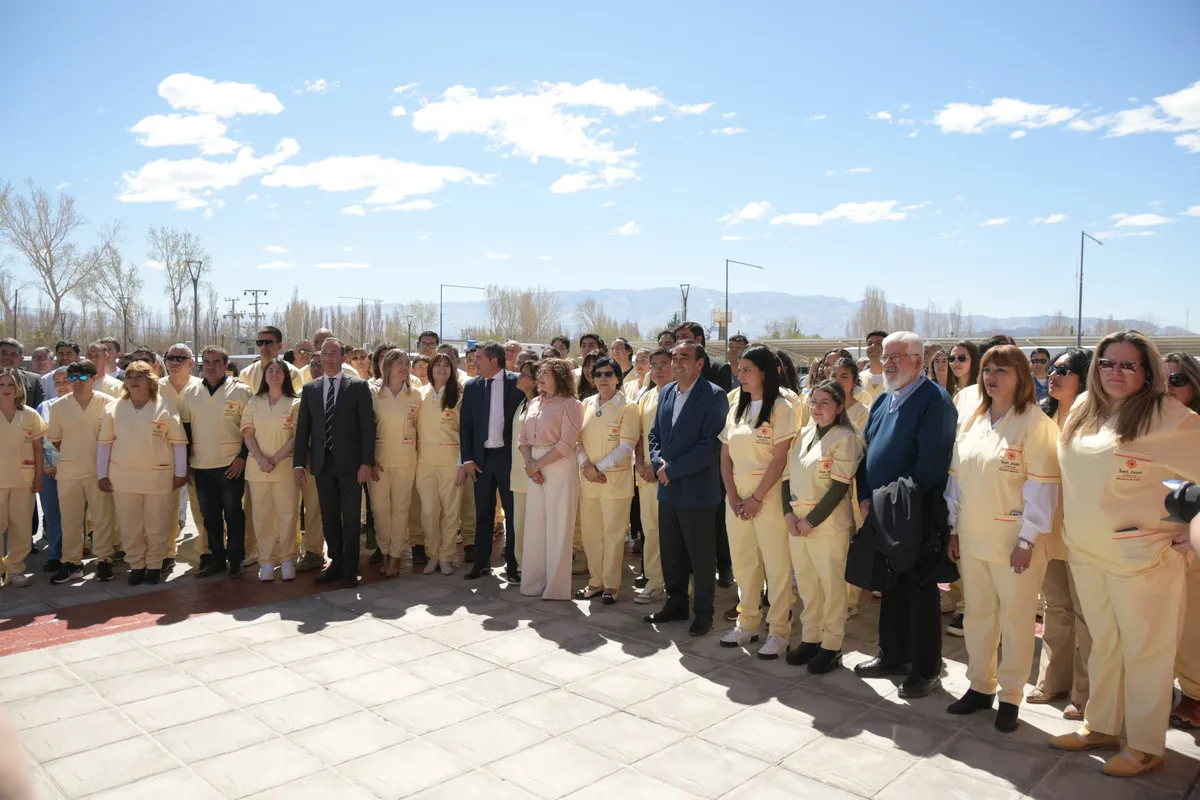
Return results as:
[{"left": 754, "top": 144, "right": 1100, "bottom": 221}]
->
[
  {"left": 96, "top": 561, "right": 114, "bottom": 582},
  {"left": 42, "top": 558, "right": 62, "bottom": 573},
  {"left": 229, "top": 563, "right": 243, "bottom": 578},
  {"left": 723, "top": 605, "right": 739, "bottom": 622},
  {"left": 634, "top": 575, "right": 648, "bottom": 589},
  {"left": 314, "top": 568, "right": 341, "bottom": 584},
  {"left": 853, "top": 657, "right": 911, "bottom": 679},
  {"left": 128, "top": 568, "right": 146, "bottom": 586},
  {"left": 196, "top": 561, "right": 226, "bottom": 578},
  {"left": 808, "top": 648, "right": 843, "bottom": 675},
  {"left": 341, "top": 575, "right": 359, "bottom": 589},
  {"left": 464, "top": 544, "right": 477, "bottom": 563},
  {"left": 505, "top": 570, "right": 521, "bottom": 584},
  {"left": 899, "top": 675, "right": 942, "bottom": 699},
  {"left": 716, "top": 566, "right": 735, "bottom": 588},
  {"left": 369, "top": 548, "right": 383, "bottom": 564},
  {"left": 785, "top": 642, "right": 821, "bottom": 667},
  {"left": 463, "top": 566, "right": 488, "bottom": 581},
  {"left": 144, "top": 568, "right": 161, "bottom": 585},
  {"left": 198, "top": 553, "right": 212, "bottom": 570},
  {"left": 643, "top": 608, "right": 689, "bottom": 624},
  {"left": 947, "top": 688, "right": 995, "bottom": 715},
  {"left": 161, "top": 558, "right": 175, "bottom": 573},
  {"left": 411, "top": 545, "right": 428, "bottom": 565},
  {"left": 688, "top": 617, "right": 712, "bottom": 637},
  {"left": 995, "top": 701, "right": 1020, "bottom": 733}
]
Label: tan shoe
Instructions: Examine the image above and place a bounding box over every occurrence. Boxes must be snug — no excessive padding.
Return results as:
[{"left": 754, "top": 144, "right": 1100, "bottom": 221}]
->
[
  {"left": 1063, "top": 702, "right": 1085, "bottom": 721},
  {"left": 384, "top": 557, "right": 402, "bottom": 579},
  {"left": 1103, "top": 748, "right": 1164, "bottom": 778},
  {"left": 1048, "top": 729, "right": 1121, "bottom": 752},
  {"left": 1026, "top": 688, "right": 1068, "bottom": 705}
]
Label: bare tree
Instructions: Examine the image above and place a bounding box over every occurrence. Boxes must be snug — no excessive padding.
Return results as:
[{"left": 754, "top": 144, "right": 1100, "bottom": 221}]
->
[
  {"left": 763, "top": 315, "right": 804, "bottom": 339},
  {"left": 147, "top": 225, "right": 209, "bottom": 337},
  {"left": 948, "top": 299, "right": 964, "bottom": 338},
  {"left": 891, "top": 303, "right": 916, "bottom": 332},
  {"left": 0, "top": 180, "right": 122, "bottom": 336},
  {"left": 0, "top": 258, "right": 26, "bottom": 337},
  {"left": 204, "top": 282, "right": 221, "bottom": 345},
  {"left": 571, "top": 297, "right": 638, "bottom": 343},
  {"left": 93, "top": 244, "right": 145, "bottom": 348},
  {"left": 851, "top": 285, "right": 889, "bottom": 338},
  {"left": 1038, "top": 309, "right": 1072, "bottom": 336},
  {"left": 486, "top": 286, "right": 563, "bottom": 342}
]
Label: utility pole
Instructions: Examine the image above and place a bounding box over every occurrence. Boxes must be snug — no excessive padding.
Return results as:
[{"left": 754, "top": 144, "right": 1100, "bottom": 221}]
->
[
  {"left": 184, "top": 260, "right": 204, "bottom": 375},
  {"left": 680, "top": 284, "right": 690, "bottom": 323},
  {"left": 116, "top": 295, "right": 132, "bottom": 356},
  {"left": 405, "top": 314, "right": 415, "bottom": 353},
  {"left": 339, "top": 295, "right": 382, "bottom": 346},
  {"left": 243, "top": 289, "right": 269, "bottom": 333},
  {"left": 223, "top": 297, "right": 245, "bottom": 353},
  {"left": 1077, "top": 231, "right": 1104, "bottom": 348}
]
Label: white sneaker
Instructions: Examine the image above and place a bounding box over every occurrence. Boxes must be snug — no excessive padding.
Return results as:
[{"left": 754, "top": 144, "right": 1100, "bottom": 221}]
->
[
  {"left": 847, "top": 605, "right": 859, "bottom": 618},
  {"left": 757, "top": 635, "right": 788, "bottom": 660},
  {"left": 720, "top": 625, "right": 760, "bottom": 649},
  {"left": 423, "top": 559, "right": 439, "bottom": 575},
  {"left": 440, "top": 561, "right": 455, "bottom": 576},
  {"left": 8, "top": 572, "right": 32, "bottom": 588},
  {"left": 634, "top": 587, "right": 664, "bottom": 604},
  {"left": 280, "top": 560, "right": 296, "bottom": 581},
  {"left": 257, "top": 563, "right": 274, "bottom": 582}
]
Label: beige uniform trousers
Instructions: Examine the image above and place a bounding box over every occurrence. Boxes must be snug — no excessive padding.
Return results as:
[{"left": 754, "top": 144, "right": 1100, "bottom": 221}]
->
[
  {"left": 1072, "top": 553, "right": 1186, "bottom": 756},
  {"left": 512, "top": 490, "right": 525, "bottom": 568},
  {"left": 368, "top": 465, "right": 416, "bottom": 559},
  {"left": 1036, "top": 557, "right": 1092, "bottom": 706},
  {"left": 416, "top": 464, "right": 462, "bottom": 564},
  {"left": 458, "top": 477, "right": 476, "bottom": 545},
  {"left": 0, "top": 488, "right": 35, "bottom": 576},
  {"left": 726, "top": 496, "right": 794, "bottom": 638},
  {"left": 520, "top": 450, "right": 578, "bottom": 601},
  {"left": 637, "top": 478, "right": 663, "bottom": 592},
  {"left": 169, "top": 478, "right": 205, "bottom": 559},
  {"left": 248, "top": 481, "right": 299, "bottom": 565},
  {"left": 113, "top": 491, "right": 175, "bottom": 570},
  {"left": 580, "top": 495, "right": 632, "bottom": 592},
  {"left": 58, "top": 478, "right": 117, "bottom": 564},
  {"left": 960, "top": 548, "right": 1049, "bottom": 705},
  {"left": 408, "top": 486, "right": 424, "bottom": 549},
  {"left": 1175, "top": 558, "right": 1200, "bottom": 700},
  {"left": 789, "top": 532, "right": 851, "bottom": 650},
  {"left": 299, "top": 472, "right": 325, "bottom": 556}
]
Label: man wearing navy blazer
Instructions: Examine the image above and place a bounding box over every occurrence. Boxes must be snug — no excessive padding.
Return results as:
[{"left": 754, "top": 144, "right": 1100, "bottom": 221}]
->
[
  {"left": 642, "top": 340, "right": 730, "bottom": 636},
  {"left": 460, "top": 340, "right": 524, "bottom": 581}
]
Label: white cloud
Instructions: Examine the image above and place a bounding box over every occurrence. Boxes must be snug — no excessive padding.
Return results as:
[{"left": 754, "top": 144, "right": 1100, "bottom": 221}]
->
[
  {"left": 157, "top": 73, "right": 284, "bottom": 117},
  {"left": 900, "top": 200, "right": 932, "bottom": 211},
  {"left": 417, "top": 233, "right": 432, "bottom": 240},
  {"left": 897, "top": 118, "right": 916, "bottom": 125},
  {"left": 299, "top": 78, "right": 336, "bottom": 94},
  {"left": 257, "top": 260, "right": 294, "bottom": 270},
  {"left": 536, "top": 255, "right": 551, "bottom": 260},
  {"left": 980, "top": 217, "right": 1011, "bottom": 226},
  {"left": 907, "top": 130, "right": 919, "bottom": 138},
  {"left": 771, "top": 200, "right": 907, "bottom": 226},
  {"left": 1182, "top": 205, "right": 1200, "bottom": 217},
  {"left": 1111, "top": 212, "right": 1171, "bottom": 227},
  {"left": 601, "top": 201, "right": 617, "bottom": 208},
  {"left": 374, "top": 199, "right": 435, "bottom": 212},
  {"left": 264, "top": 245, "right": 289, "bottom": 253},
  {"left": 341, "top": 245, "right": 355, "bottom": 252},
  {"left": 722, "top": 235, "right": 744, "bottom": 241},
  {"left": 1010, "top": 130, "right": 1027, "bottom": 139},
  {"left": 342, "top": 205, "right": 366, "bottom": 216},
  {"left": 116, "top": 138, "right": 301, "bottom": 209},
  {"left": 549, "top": 165, "right": 637, "bottom": 194},
  {"left": 935, "top": 97, "right": 1079, "bottom": 134},
  {"left": 54, "top": 182, "right": 70, "bottom": 190},
  {"left": 676, "top": 102, "right": 714, "bottom": 115},
  {"left": 650, "top": 115, "right": 666, "bottom": 123},
  {"left": 391, "top": 83, "right": 419, "bottom": 97},
  {"left": 848, "top": 167, "right": 871, "bottom": 174},
  {"left": 1094, "top": 230, "right": 1155, "bottom": 240},
  {"left": 616, "top": 220, "right": 640, "bottom": 236},
  {"left": 391, "top": 105, "right": 408, "bottom": 117},
  {"left": 267, "top": 203, "right": 278, "bottom": 209},
  {"left": 143, "top": 259, "right": 165, "bottom": 270},
  {"left": 313, "top": 262, "right": 369, "bottom": 270},
  {"left": 711, "top": 127, "right": 746, "bottom": 135},
  {"left": 244, "top": 193, "right": 259, "bottom": 202},
  {"left": 806, "top": 114, "right": 827, "bottom": 121},
  {"left": 718, "top": 201, "right": 772, "bottom": 228},
  {"left": 870, "top": 111, "right": 892, "bottom": 121},
  {"left": 1033, "top": 213, "right": 1067, "bottom": 224},
  {"left": 721, "top": 111, "right": 737, "bottom": 119},
  {"left": 486, "top": 251, "right": 511, "bottom": 260},
  {"left": 128, "top": 113, "right": 240, "bottom": 155},
  {"left": 262, "top": 154, "right": 488, "bottom": 206}
]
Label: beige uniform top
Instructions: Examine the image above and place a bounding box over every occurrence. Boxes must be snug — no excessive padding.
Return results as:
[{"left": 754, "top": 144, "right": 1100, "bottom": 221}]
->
[
  {"left": 719, "top": 396, "right": 797, "bottom": 497},
  {"left": 373, "top": 382, "right": 421, "bottom": 469},
  {"left": 638, "top": 386, "right": 662, "bottom": 467},
  {"left": 510, "top": 399, "right": 530, "bottom": 493},
  {"left": 621, "top": 369, "right": 642, "bottom": 400},
  {"left": 858, "top": 370, "right": 886, "bottom": 403},
  {"left": 299, "top": 362, "right": 357, "bottom": 385},
  {"left": 159, "top": 375, "right": 202, "bottom": 412},
  {"left": 578, "top": 392, "right": 640, "bottom": 500},
  {"left": 99, "top": 396, "right": 186, "bottom": 494},
  {"left": 416, "top": 384, "right": 461, "bottom": 467},
  {"left": 240, "top": 395, "right": 301, "bottom": 482},
  {"left": 951, "top": 407, "right": 1060, "bottom": 564},
  {"left": 1043, "top": 403, "right": 1074, "bottom": 561},
  {"left": 240, "top": 359, "right": 304, "bottom": 394},
  {"left": 93, "top": 374, "right": 124, "bottom": 399},
  {"left": 178, "top": 379, "right": 252, "bottom": 469},
  {"left": 954, "top": 383, "right": 982, "bottom": 429},
  {"left": 0, "top": 407, "right": 47, "bottom": 489},
  {"left": 787, "top": 423, "right": 864, "bottom": 537},
  {"left": 48, "top": 393, "right": 116, "bottom": 481},
  {"left": 845, "top": 398, "right": 871, "bottom": 432},
  {"left": 1058, "top": 397, "right": 1200, "bottom": 576}
]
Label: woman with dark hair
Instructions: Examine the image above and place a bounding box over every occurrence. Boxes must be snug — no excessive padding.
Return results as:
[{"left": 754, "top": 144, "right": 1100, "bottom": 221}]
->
[
  {"left": 782, "top": 379, "right": 863, "bottom": 673},
  {"left": 1050, "top": 331, "right": 1200, "bottom": 776},
  {"left": 718, "top": 345, "right": 797, "bottom": 659},
  {"left": 415, "top": 352, "right": 464, "bottom": 576},
  {"left": 519, "top": 359, "right": 584, "bottom": 600},
  {"left": 1165, "top": 351, "right": 1200, "bottom": 414},
  {"left": 828, "top": 357, "right": 869, "bottom": 431},
  {"left": 370, "top": 349, "right": 421, "bottom": 578},
  {"left": 575, "top": 356, "right": 640, "bottom": 604},
  {"left": 775, "top": 349, "right": 801, "bottom": 394},
  {"left": 949, "top": 339, "right": 982, "bottom": 417},
  {"left": 944, "top": 346, "right": 1060, "bottom": 734},
  {"left": 926, "top": 347, "right": 953, "bottom": 395},
  {"left": 369, "top": 341, "right": 397, "bottom": 386},
  {"left": 242, "top": 359, "right": 301, "bottom": 582},
  {"left": 577, "top": 351, "right": 599, "bottom": 400}
]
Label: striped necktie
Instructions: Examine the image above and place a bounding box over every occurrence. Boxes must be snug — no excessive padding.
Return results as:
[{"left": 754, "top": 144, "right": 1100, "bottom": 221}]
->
[{"left": 324, "top": 378, "right": 336, "bottom": 458}]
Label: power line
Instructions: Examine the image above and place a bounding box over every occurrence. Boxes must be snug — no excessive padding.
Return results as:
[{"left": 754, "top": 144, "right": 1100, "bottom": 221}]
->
[
  {"left": 223, "top": 296, "right": 245, "bottom": 350},
  {"left": 244, "top": 289, "right": 269, "bottom": 332}
]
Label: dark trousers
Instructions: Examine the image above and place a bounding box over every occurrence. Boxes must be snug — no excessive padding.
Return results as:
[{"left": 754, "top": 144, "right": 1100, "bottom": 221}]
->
[
  {"left": 629, "top": 488, "right": 643, "bottom": 537},
  {"left": 878, "top": 572, "right": 943, "bottom": 679},
  {"left": 473, "top": 448, "right": 516, "bottom": 571},
  {"left": 659, "top": 500, "right": 717, "bottom": 620},
  {"left": 194, "top": 466, "right": 246, "bottom": 568},
  {"left": 315, "top": 467, "right": 362, "bottom": 578},
  {"left": 714, "top": 478, "right": 732, "bottom": 572}
]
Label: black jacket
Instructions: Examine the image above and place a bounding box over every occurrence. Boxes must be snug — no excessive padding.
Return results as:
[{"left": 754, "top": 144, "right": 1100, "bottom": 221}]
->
[
  {"left": 701, "top": 352, "right": 733, "bottom": 392},
  {"left": 293, "top": 374, "right": 376, "bottom": 478},
  {"left": 845, "top": 475, "right": 957, "bottom": 591}
]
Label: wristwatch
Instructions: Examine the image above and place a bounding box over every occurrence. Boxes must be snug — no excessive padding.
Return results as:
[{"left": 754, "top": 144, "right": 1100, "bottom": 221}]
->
[{"left": 1016, "top": 538, "right": 1034, "bottom": 551}]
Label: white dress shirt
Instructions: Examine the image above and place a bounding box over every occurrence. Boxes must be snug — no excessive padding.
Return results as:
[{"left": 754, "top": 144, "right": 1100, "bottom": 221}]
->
[
  {"left": 484, "top": 373, "right": 505, "bottom": 448},
  {"left": 671, "top": 381, "right": 694, "bottom": 426}
]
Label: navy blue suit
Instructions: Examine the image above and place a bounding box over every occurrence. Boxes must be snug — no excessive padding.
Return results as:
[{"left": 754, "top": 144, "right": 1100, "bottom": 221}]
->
[
  {"left": 459, "top": 369, "right": 524, "bottom": 571},
  {"left": 648, "top": 379, "right": 729, "bottom": 620}
]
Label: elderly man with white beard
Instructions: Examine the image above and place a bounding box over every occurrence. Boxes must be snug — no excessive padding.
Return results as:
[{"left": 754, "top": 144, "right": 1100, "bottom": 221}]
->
[{"left": 851, "top": 331, "right": 958, "bottom": 698}]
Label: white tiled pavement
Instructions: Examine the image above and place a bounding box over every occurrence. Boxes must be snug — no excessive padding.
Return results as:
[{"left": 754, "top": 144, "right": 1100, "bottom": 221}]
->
[{"left": 3, "top": 563, "right": 1199, "bottom": 799}]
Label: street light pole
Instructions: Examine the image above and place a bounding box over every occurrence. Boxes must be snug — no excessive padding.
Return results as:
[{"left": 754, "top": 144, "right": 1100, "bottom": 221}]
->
[
  {"left": 405, "top": 314, "right": 415, "bottom": 353},
  {"left": 725, "top": 259, "right": 766, "bottom": 353},
  {"left": 680, "top": 284, "right": 690, "bottom": 323},
  {"left": 184, "top": 259, "right": 204, "bottom": 375},
  {"left": 439, "top": 284, "right": 486, "bottom": 342},
  {"left": 1077, "top": 231, "right": 1104, "bottom": 347}
]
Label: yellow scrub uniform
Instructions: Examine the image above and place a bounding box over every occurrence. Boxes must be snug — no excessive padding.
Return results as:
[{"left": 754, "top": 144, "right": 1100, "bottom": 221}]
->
[
  {"left": 858, "top": 370, "right": 886, "bottom": 403},
  {"left": 415, "top": 384, "right": 463, "bottom": 564},
  {"left": 621, "top": 370, "right": 642, "bottom": 401},
  {"left": 0, "top": 407, "right": 47, "bottom": 577},
  {"left": 578, "top": 392, "right": 640, "bottom": 592},
  {"left": 844, "top": 398, "right": 870, "bottom": 433},
  {"left": 160, "top": 376, "right": 207, "bottom": 558},
  {"left": 100, "top": 397, "right": 186, "bottom": 570},
  {"left": 637, "top": 386, "right": 664, "bottom": 592},
  {"left": 1058, "top": 398, "right": 1200, "bottom": 756},
  {"left": 48, "top": 393, "right": 118, "bottom": 564},
  {"left": 953, "top": 384, "right": 982, "bottom": 429},
  {"left": 371, "top": 383, "right": 421, "bottom": 559},
  {"left": 952, "top": 407, "right": 1060, "bottom": 705},
  {"left": 92, "top": 373, "right": 124, "bottom": 399},
  {"left": 509, "top": 400, "right": 530, "bottom": 567},
  {"left": 719, "top": 395, "right": 797, "bottom": 638},
  {"left": 787, "top": 423, "right": 863, "bottom": 650},
  {"left": 299, "top": 362, "right": 357, "bottom": 385},
  {"left": 843, "top": 396, "right": 871, "bottom": 606},
  {"left": 240, "top": 359, "right": 304, "bottom": 395},
  {"left": 242, "top": 395, "right": 301, "bottom": 566},
  {"left": 1176, "top": 557, "right": 1200, "bottom": 703}
]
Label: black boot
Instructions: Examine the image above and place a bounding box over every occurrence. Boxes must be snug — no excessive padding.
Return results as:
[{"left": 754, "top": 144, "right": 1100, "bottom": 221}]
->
[
  {"left": 807, "top": 648, "right": 843, "bottom": 674},
  {"left": 947, "top": 688, "right": 995, "bottom": 715},
  {"left": 128, "top": 568, "right": 146, "bottom": 586},
  {"left": 144, "top": 569, "right": 161, "bottom": 585},
  {"left": 411, "top": 545, "right": 428, "bottom": 565},
  {"left": 995, "top": 701, "right": 1020, "bottom": 733},
  {"left": 785, "top": 642, "right": 820, "bottom": 667}
]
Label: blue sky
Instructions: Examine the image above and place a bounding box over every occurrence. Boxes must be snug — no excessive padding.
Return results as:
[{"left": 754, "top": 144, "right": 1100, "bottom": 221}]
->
[{"left": 2, "top": 1, "right": 1198, "bottom": 330}]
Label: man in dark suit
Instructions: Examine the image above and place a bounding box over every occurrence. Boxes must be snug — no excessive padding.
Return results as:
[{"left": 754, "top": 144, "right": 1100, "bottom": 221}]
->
[
  {"left": 460, "top": 340, "right": 524, "bottom": 582},
  {"left": 643, "top": 340, "right": 730, "bottom": 637},
  {"left": 0, "top": 338, "right": 45, "bottom": 409},
  {"left": 293, "top": 338, "right": 376, "bottom": 588}
]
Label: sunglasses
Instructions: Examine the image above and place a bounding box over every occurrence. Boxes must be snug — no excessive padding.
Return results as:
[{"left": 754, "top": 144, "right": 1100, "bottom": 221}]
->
[
  {"left": 1168, "top": 373, "right": 1191, "bottom": 388},
  {"left": 1030, "top": 358, "right": 1049, "bottom": 365},
  {"left": 296, "top": 348, "right": 313, "bottom": 355},
  {"left": 1048, "top": 364, "right": 1077, "bottom": 377},
  {"left": 592, "top": 370, "right": 617, "bottom": 379},
  {"left": 165, "top": 355, "right": 190, "bottom": 363},
  {"left": 67, "top": 375, "right": 91, "bottom": 382},
  {"left": 1096, "top": 358, "right": 1142, "bottom": 374},
  {"left": 947, "top": 354, "right": 969, "bottom": 363}
]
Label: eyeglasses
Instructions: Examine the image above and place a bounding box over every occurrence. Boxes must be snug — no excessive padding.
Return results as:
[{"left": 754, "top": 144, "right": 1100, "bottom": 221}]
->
[
  {"left": 296, "top": 348, "right": 313, "bottom": 356},
  {"left": 1030, "top": 358, "right": 1049, "bottom": 365},
  {"left": 1096, "top": 358, "right": 1142, "bottom": 374},
  {"left": 947, "top": 354, "right": 969, "bottom": 364},
  {"left": 592, "top": 370, "right": 617, "bottom": 379},
  {"left": 165, "top": 355, "right": 190, "bottom": 363},
  {"left": 1048, "top": 364, "right": 1076, "bottom": 377},
  {"left": 255, "top": 339, "right": 278, "bottom": 347},
  {"left": 881, "top": 353, "right": 917, "bottom": 364},
  {"left": 1168, "top": 373, "right": 1191, "bottom": 388},
  {"left": 67, "top": 375, "right": 91, "bottom": 382}
]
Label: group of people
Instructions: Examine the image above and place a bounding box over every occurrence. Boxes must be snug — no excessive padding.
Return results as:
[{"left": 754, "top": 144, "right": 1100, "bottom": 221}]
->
[{"left": 2, "top": 321, "right": 1200, "bottom": 781}]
